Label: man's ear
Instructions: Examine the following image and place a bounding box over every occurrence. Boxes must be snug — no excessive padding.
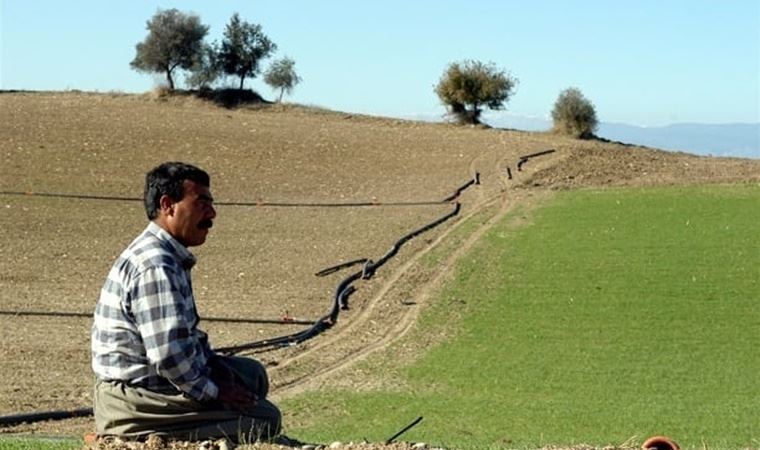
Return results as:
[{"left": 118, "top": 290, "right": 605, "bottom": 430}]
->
[{"left": 158, "top": 194, "right": 175, "bottom": 216}]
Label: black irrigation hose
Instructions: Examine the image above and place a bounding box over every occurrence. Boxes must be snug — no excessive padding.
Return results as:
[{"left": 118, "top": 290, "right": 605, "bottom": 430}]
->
[
  {"left": 385, "top": 416, "right": 424, "bottom": 444},
  {"left": 316, "top": 172, "right": 478, "bottom": 277},
  {"left": 0, "top": 408, "right": 93, "bottom": 427},
  {"left": 0, "top": 174, "right": 476, "bottom": 425},
  {"left": 0, "top": 191, "right": 142, "bottom": 202},
  {"left": 0, "top": 172, "right": 480, "bottom": 208},
  {"left": 216, "top": 173, "right": 477, "bottom": 354},
  {"left": 0, "top": 204, "right": 461, "bottom": 425},
  {"left": 214, "top": 272, "right": 361, "bottom": 354},
  {"left": 315, "top": 258, "right": 369, "bottom": 277},
  {"left": 516, "top": 149, "right": 556, "bottom": 171},
  {"left": 362, "top": 202, "right": 461, "bottom": 279},
  {"left": 0, "top": 152, "right": 564, "bottom": 428},
  {"left": 0, "top": 310, "right": 92, "bottom": 319},
  {"left": 520, "top": 149, "right": 557, "bottom": 160},
  {"left": 0, "top": 310, "right": 314, "bottom": 326},
  {"left": 0, "top": 191, "right": 445, "bottom": 208},
  {"left": 441, "top": 172, "right": 480, "bottom": 202},
  {"left": 222, "top": 200, "right": 445, "bottom": 208},
  {"left": 202, "top": 316, "right": 315, "bottom": 326},
  {"left": 215, "top": 202, "right": 462, "bottom": 355}
]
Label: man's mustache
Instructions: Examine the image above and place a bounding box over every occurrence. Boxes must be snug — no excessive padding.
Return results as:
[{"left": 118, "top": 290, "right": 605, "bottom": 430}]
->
[{"left": 199, "top": 219, "right": 213, "bottom": 229}]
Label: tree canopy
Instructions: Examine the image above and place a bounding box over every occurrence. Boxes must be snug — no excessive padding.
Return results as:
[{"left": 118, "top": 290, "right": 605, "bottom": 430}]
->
[
  {"left": 130, "top": 8, "right": 209, "bottom": 90},
  {"left": 551, "top": 87, "right": 599, "bottom": 139},
  {"left": 264, "top": 57, "right": 302, "bottom": 102},
  {"left": 435, "top": 60, "right": 517, "bottom": 124},
  {"left": 219, "top": 13, "right": 277, "bottom": 90},
  {"left": 186, "top": 42, "right": 222, "bottom": 90}
]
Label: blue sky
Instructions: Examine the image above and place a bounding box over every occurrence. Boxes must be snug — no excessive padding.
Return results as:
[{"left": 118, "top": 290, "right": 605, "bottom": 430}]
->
[{"left": 1, "top": 1, "right": 758, "bottom": 126}]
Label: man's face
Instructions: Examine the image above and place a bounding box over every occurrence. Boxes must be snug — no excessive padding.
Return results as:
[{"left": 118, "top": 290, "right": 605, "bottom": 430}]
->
[{"left": 162, "top": 179, "right": 216, "bottom": 247}]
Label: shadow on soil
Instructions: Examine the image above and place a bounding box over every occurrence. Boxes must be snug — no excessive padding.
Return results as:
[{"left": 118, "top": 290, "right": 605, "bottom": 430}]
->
[{"left": 193, "top": 88, "right": 271, "bottom": 109}]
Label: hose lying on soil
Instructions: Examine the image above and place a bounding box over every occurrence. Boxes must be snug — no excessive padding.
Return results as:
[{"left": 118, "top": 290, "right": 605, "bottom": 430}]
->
[
  {"left": 517, "top": 148, "right": 556, "bottom": 171},
  {"left": 0, "top": 150, "right": 555, "bottom": 426},
  {"left": 0, "top": 310, "right": 314, "bottom": 326},
  {"left": 216, "top": 173, "right": 478, "bottom": 354},
  {"left": 0, "top": 408, "right": 93, "bottom": 427},
  {"left": 0, "top": 192, "right": 454, "bottom": 208},
  {"left": 216, "top": 201, "right": 462, "bottom": 355},
  {"left": 0, "top": 173, "right": 478, "bottom": 426}
]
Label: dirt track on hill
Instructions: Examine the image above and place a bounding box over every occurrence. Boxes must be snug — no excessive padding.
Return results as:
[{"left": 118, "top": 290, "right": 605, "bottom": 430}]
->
[{"left": 1, "top": 92, "right": 758, "bottom": 447}]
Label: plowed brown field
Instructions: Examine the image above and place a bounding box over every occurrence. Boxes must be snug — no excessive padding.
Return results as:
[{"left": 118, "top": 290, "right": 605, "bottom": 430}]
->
[{"left": 1, "top": 92, "right": 758, "bottom": 448}]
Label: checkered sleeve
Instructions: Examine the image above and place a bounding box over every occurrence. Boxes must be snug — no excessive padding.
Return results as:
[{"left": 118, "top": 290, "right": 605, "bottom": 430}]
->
[{"left": 130, "top": 265, "right": 218, "bottom": 402}]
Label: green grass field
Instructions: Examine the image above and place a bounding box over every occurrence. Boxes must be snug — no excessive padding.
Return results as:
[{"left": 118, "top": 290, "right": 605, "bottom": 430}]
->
[
  {"left": 0, "top": 437, "right": 79, "bottom": 450},
  {"left": 282, "top": 184, "right": 760, "bottom": 449}
]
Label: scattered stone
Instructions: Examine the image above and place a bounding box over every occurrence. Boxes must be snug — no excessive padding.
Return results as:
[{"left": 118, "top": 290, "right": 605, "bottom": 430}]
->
[
  {"left": 216, "top": 438, "right": 233, "bottom": 450},
  {"left": 328, "top": 442, "right": 343, "bottom": 449},
  {"left": 145, "top": 434, "right": 165, "bottom": 450}
]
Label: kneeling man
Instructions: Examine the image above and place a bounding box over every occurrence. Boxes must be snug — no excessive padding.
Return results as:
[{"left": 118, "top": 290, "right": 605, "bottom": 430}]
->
[{"left": 91, "top": 162, "right": 280, "bottom": 442}]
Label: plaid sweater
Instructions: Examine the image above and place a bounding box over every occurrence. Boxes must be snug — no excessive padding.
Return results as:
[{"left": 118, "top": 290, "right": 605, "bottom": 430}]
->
[{"left": 91, "top": 222, "right": 218, "bottom": 402}]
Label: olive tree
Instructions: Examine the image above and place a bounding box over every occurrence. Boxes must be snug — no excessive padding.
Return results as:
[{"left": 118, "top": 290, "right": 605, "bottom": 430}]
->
[
  {"left": 130, "top": 9, "right": 209, "bottom": 90},
  {"left": 435, "top": 60, "right": 517, "bottom": 124},
  {"left": 219, "top": 13, "right": 277, "bottom": 90},
  {"left": 551, "top": 87, "right": 599, "bottom": 139},
  {"left": 264, "top": 57, "right": 302, "bottom": 102},
  {"left": 186, "top": 42, "right": 222, "bottom": 90}
]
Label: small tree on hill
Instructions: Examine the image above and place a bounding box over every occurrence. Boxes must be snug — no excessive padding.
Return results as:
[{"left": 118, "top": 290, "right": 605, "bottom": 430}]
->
[
  {"left": 435, "top": 60, "right": 517, "bottom": 124},
  {"left": 264, "top": 57, "right": 302, "bottom": 102},
  {"left": 130, "top": 8, "right": 209, "bottom": 90},
  {"left": 551, "top": 87, "right": 599, "bottom": 139},
  {"left": 219, "top": 13, "right": 277, "bottom": 90}
]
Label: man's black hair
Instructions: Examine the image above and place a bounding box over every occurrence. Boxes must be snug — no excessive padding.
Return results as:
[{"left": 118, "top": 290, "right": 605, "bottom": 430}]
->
[{"left": 144, "top": 162, "right": 210, "bottom": 220}]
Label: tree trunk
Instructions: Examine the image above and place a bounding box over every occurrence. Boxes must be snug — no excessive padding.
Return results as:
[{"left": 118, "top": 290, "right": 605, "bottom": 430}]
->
[
  {"left": 239, "top": 75, "right": 245, "bottom": 90},
  {"left": 166, "top": 70, "right": 175, "bottom": 91},
  {"left": 469, "top": 103, "right": 481, "bottom": 124},
  {"left": 278, "top": 88, "right": 284, "bottom": 103}
]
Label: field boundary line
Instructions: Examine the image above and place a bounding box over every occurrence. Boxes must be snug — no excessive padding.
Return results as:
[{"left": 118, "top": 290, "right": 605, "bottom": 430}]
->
[{"left": 272, "top": 187, "right": 550, "bottom": 397}]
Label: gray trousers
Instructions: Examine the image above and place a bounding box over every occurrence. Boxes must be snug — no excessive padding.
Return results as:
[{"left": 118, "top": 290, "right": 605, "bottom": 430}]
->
[{"left": 94, "top": 356, "right": 281, "bottom": 443}]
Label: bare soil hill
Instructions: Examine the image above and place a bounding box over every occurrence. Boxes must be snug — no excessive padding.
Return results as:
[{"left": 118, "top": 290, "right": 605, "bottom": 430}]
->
[{"left": 1, "top": 91, "right": 758, "bottom": 449}]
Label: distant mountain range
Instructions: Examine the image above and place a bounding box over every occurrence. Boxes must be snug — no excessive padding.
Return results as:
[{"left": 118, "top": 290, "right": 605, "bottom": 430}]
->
[
  {"left": 405, "top": 111, "right": 760, "bottom": 159},
  {"left": 597, "top": 122, "right": 759, "bottom": 159}
]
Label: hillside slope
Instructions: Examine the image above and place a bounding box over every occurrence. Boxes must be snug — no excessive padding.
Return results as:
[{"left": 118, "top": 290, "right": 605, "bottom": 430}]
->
[{"left": 0, "top": 92, "right": 758, "bottom": 446}]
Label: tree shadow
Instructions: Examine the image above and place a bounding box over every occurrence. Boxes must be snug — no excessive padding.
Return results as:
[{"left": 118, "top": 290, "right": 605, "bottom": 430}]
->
[{"left": 194, "top": 88, "right": 272, "bottom": 109}]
